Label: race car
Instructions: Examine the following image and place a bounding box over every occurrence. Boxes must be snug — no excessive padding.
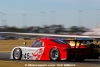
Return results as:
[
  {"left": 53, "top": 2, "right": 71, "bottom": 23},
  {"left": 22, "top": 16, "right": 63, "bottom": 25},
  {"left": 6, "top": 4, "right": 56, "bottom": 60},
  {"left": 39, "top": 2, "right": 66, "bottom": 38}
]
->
[
  {"left": 10, "top": 37, "right": 90, "bottom": 61},
  {"left": 66, "top": 38, "right": 100, "bottom": 59},
  {"left": 67, "top": 38, "right": 93, "bottom": 47}
]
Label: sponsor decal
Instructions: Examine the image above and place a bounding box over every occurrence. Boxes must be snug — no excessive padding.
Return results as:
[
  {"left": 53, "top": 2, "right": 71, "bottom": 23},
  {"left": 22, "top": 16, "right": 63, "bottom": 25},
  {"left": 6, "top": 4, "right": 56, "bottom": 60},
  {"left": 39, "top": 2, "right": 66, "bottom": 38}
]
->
[{"left": 32, "top": 48, "right": 44, "bottom": 60}]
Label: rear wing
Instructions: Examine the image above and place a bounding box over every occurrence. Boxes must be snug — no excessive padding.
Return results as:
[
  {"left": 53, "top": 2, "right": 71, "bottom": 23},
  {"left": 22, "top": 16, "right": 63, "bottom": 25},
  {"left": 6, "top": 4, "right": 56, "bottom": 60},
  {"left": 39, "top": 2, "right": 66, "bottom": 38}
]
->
[{"left": 64, "top": 40, "right": 99, "bottom": 48}]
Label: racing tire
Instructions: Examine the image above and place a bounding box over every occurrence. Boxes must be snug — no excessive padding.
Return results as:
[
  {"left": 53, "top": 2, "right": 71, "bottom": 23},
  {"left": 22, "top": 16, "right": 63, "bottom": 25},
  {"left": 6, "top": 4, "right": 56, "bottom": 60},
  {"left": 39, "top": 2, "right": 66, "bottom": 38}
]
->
[
  {"left": 50, "top": 48, "right": 60, "bottom": 61},
  {"left": 13, "top": 48, "right": 22, "bottom": 60}
]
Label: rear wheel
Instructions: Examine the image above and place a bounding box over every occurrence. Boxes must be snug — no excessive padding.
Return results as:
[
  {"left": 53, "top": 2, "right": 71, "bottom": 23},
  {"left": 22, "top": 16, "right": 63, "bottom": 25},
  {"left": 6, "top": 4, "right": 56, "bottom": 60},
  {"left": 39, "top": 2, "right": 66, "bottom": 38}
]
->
[
  {"left": 50, "top": 48, "right": 60, "bottom": 61},
  {"left": 13, "top": 48, "right": 22, "bottom": 60}
]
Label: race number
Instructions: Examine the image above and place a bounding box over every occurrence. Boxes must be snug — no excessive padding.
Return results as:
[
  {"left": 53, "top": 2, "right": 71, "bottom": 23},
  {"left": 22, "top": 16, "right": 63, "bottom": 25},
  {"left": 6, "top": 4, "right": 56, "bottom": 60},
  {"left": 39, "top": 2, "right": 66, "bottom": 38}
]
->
[{"left": 24, "top": 53, "right": 30, "bottom": 59}]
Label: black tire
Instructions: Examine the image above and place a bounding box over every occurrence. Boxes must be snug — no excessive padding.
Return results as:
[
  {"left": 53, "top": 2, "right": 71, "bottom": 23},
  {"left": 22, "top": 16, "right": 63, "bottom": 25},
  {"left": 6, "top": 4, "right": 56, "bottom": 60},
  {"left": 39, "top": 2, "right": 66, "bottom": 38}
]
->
[
  {"left": 50, "top": 48, "right": 60, "bottom": 61},
  {"left": 13, "top": 48, "right": 22, "bottom": 60}
]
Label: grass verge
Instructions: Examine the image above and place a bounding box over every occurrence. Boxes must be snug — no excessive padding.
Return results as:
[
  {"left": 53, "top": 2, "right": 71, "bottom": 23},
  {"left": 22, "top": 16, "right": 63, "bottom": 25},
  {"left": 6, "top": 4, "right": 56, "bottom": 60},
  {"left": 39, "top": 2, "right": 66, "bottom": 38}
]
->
[{"left": 0, "top": 40, "right": 34, "bottom": 51}]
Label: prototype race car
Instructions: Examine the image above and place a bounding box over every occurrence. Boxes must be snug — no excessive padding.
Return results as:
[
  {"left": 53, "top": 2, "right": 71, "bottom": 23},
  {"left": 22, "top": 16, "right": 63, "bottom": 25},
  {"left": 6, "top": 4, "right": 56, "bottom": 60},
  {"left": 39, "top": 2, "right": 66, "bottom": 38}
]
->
[
  {"left": 67, "top": 38, "right": 100, "bottom": 59},
  {"left": 10, "top": 37, "right": 90, "bottom": 61}
]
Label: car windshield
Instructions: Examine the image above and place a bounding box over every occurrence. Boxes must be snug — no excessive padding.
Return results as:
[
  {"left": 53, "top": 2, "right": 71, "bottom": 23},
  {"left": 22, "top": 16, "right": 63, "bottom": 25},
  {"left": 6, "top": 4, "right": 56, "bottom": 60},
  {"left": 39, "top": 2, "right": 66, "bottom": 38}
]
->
[
  {"left": 51, "top": 39, "right": 69, "bottom": 44},
  {"left": 31, "top": 40, "right": 42, "bottom": 47}
]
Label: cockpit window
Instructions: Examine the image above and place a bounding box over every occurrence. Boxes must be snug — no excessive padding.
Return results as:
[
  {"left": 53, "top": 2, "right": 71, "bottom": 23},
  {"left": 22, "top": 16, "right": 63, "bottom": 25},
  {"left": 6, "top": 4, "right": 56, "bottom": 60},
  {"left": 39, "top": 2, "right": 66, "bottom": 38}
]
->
[
  {"left": 31, "top": 40, "right": 42, "bottom": 47},
  {"left": 51, "top": 39, "right": 69, "bottom": 44}
]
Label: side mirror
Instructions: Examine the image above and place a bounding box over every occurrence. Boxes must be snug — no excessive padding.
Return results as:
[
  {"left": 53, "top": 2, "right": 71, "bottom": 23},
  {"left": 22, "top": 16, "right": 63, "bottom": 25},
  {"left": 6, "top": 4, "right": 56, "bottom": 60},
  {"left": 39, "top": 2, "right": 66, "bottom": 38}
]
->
[{"left": 23, "top": 42, "right": 27, "bottom": 46}]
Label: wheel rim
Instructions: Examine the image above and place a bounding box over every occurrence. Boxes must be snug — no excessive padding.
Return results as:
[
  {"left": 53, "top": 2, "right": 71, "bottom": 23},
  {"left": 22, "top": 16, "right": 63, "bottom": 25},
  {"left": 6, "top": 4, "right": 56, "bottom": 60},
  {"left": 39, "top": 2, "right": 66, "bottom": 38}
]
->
[
  {"left": 51, "top": 50, "right": 59, "bottom": 60},
  {"left": 14, "top": 48, "right": 20, "bottom": 59}
]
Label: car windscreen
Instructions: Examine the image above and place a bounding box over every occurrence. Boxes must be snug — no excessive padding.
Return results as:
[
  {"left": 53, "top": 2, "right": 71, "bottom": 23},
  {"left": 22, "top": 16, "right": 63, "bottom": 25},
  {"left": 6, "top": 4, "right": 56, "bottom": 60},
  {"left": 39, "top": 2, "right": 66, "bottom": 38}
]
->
[
  {"left": 31, "top": 40, "right": 42, "bottom": 47},
  {"left": 51, "top": 39, "right": 69, "bottom": 44}
]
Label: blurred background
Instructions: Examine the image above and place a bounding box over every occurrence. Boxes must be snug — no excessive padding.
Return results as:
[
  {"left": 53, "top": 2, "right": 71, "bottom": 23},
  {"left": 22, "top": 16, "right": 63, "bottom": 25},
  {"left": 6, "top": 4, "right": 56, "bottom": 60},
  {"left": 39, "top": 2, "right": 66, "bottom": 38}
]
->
[{"left": 0, "top": 0, "right": 100, "bottom": 40}]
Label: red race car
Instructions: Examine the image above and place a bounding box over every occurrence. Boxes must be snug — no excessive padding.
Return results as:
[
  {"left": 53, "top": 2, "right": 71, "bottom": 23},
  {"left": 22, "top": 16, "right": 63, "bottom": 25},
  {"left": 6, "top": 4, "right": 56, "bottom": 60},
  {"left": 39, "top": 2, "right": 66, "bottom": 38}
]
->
[{"left": 10, "top": 37, "right": 90, "bottom": 61}]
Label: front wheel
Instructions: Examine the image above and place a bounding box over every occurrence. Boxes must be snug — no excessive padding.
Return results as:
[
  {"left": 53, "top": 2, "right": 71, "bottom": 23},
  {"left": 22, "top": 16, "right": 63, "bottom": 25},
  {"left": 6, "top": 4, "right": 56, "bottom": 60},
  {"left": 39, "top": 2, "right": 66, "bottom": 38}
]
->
[
  {"left": 50, "top": 48, "right": 60, "bottom": 61},
  {"left": 13, "top": 48, "right": 22, "bottom": 60}
]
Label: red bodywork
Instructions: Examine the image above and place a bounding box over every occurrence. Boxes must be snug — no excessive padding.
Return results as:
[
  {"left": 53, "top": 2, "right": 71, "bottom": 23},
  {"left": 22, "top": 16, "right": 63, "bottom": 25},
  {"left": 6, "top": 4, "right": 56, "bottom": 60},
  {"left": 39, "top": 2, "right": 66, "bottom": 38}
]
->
[{"left": 30, "top": 37, "right": 90, "bottom": 60}]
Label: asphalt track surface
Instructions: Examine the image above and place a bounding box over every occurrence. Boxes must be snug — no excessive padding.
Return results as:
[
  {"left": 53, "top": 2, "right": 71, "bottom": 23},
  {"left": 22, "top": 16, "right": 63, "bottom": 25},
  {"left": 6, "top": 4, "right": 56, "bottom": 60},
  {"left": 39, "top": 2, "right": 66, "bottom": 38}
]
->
[{"left": 0, "top": 52, "right": 100, "bottom": 66}]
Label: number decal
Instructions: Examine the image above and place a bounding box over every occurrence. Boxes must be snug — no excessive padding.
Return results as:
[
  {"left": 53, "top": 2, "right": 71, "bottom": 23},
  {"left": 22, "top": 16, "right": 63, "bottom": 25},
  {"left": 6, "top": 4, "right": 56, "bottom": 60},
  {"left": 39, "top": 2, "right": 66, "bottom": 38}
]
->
[{"left": 24, "top": 53, "right": 30, "bottom": 59}]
